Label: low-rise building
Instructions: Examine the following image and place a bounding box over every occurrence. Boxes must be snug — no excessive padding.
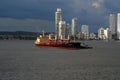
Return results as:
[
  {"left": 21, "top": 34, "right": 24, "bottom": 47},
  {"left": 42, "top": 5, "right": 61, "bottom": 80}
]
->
[{"left": 98, "top": 27, "right": 112, "bottom": 40}]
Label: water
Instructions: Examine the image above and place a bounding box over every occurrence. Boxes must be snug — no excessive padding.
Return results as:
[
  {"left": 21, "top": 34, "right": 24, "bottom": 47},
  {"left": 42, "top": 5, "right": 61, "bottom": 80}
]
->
[{"left": 0, "top": 40, "right": 120, "bottom": 80}]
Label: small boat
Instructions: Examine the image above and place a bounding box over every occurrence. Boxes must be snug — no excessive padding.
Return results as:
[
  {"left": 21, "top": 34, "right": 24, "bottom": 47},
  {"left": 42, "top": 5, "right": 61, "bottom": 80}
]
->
[{"left": 35, "top": 34, "right": 92, "bottom": 50}]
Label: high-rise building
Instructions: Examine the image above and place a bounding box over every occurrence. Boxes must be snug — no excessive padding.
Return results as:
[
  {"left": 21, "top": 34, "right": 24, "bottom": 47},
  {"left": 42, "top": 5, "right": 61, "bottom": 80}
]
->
[
  {"left": 55, "top": 8, "right": 62, "bottom": 38},
  {"left": 98, "top": 27, "right": 105, "bottom": 39},
  {"left": 81, "top": 25, "right": 89, "bottom": 39},
  {"left": 109, "top": 14, "right": 115, "bottom": 35},
  {"left": 58, "top": 21, "right": 66, "bottom": 39},
  {"left": 117, "top": 13, "right": 120, "bottom": 39},
  {"left": 66, "top": 23, "right": 71, "bottom": 37},
  {"left": 71, "top": 18, "right": 77, "bottom": 36}
]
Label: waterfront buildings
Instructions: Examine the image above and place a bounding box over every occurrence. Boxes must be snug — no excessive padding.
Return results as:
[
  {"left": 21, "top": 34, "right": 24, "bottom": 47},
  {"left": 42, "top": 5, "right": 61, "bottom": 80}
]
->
[
  {"left": 58, "top": 21, "right": 66, "bottom": 39},
  {"left": 109, "top": 14, "right": 116, "bottom": 35},
  {"left": 55, "top": 9, "right": 78, "bottom": 39},
  {"left": 71, "top": 18, "right": 77, "bottom": 36},
  {"left": 55, "top": 8, "right": 62, "bottom": 38},
  {"left": 104, "top": 28, "right": 112, "bottom": 40},
  {"left": 89, "top": 33, "right": 96, "bottom": 40},
  {"left": 54, "top": 8, "right": 118, "bottom": 40},
  {"left": 98, "top": 27, "right": 112, "bottom": 40},
  {"left": 77, "top": 32, "right": 86, "bottom": 40},
  {"left": 98, "top": 27, "right": 104, "bottom": 39},
  {"left": 81, "top": 25, "right": 89, "bottom": 39},
  {"left": 66, "top": 24, "right": 71, "bottom": 37},
  {"left": 117, "top": 13, "right": 120, "bottom": 39}
]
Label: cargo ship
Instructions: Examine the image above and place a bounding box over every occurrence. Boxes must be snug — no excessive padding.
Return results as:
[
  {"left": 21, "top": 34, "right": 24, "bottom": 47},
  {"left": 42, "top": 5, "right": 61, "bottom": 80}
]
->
[{"left": 35, "top": 34, "right": 92, "bottom": 50}]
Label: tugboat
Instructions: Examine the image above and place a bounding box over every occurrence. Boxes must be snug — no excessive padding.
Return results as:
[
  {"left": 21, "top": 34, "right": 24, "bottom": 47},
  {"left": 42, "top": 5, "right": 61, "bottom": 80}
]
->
[{"left": 35, "top": 33, "right": 92, "bottom": 50}]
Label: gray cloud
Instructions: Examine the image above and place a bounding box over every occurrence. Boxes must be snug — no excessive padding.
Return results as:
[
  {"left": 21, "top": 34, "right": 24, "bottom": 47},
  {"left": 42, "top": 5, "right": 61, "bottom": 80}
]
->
[
  {"left": 0, "top": 18, "right": 54, "bottom": 32},
  {"left": 91, "top": 0, "right": 104, "bottom": 8},
  {"left": 0, "top": 0, "right": 120, "bottom": 32},
  {"left": 104, "top": 0, "right": 120, "bottom": 13},
  {"left": 0, "top": 0, "right": 69, "bottom": 19}
]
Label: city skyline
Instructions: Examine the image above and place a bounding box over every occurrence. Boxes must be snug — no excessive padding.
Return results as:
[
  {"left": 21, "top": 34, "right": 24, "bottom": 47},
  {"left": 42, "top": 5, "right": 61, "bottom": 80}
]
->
[{"left": 0, "top": 0, "right": 120, "bottom": 32}]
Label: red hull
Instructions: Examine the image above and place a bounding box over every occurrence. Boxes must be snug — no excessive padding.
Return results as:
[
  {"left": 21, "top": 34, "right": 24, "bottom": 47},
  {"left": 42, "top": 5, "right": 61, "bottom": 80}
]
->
[
  {"left": 36, "top": 46, "right": 80, "bottom": 50},
  {"left": 35, "top": 41, "right": 92, "bottom": 50}
]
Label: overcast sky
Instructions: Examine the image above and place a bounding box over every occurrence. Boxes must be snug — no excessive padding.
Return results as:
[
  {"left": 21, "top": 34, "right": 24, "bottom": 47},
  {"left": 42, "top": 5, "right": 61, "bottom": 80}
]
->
[{"left": 0, "top": 0, "right": 120, "bottom": 32}]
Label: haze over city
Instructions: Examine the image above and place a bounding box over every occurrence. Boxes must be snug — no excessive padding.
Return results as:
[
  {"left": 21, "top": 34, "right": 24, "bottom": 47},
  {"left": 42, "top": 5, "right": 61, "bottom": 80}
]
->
[{"left": 0, "top": 0, "right": 120, "bottom": 32}]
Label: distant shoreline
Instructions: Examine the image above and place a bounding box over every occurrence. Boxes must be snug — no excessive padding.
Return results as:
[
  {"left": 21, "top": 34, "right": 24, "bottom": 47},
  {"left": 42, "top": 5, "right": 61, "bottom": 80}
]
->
[{"left": 0, "top": 31, "right": 54, "bottom": 40}]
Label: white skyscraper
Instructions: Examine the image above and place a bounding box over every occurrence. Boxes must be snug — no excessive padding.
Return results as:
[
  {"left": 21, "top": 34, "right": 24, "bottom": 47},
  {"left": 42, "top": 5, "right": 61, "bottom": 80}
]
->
[
  {"left": 81, "top": 25, "right": 89, "bottom": 39},
  {"left": 66, "top": 23, "right": 71, "bottom": 37},
  {"left": 98, "top": 27, "right": 105, "bottom": 39},
  {"left": 71, "top": 18, "right": 77, "bottom": 36},
  {"left": 55, "top": 8, "right": 62, "bottom": 37},
  {"left": 59, "top": 21, "right": 66, "bottom": 39},
  {"left": 109, "top": 14, "right": 115, "bottom": 34},
  {"left": 117, "top": 13, "right": 120, "bottom": 39}
]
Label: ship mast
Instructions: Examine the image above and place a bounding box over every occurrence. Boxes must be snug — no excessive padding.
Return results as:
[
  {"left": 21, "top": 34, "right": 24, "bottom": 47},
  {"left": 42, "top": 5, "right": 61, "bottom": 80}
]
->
[{"left": 42, "top": 30, "right": 45, "bottom": 37}]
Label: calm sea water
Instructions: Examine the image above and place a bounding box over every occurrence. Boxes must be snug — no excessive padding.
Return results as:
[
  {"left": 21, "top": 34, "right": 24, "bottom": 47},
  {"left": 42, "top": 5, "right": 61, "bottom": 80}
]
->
[{"left": 0, "top": 40, "right": 120, "bottom": 80}]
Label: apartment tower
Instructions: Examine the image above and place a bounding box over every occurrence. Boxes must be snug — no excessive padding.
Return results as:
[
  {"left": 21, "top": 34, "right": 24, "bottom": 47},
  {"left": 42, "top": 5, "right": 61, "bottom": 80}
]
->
[
  {"left": 55, "top": 8, "right": 62, "bottom": 38},
  {"left": 109, "top": 14, "right": 115, "bottom": 35},
  {"left": 81, "top": 25, "right": 89, "bottom": 39},
  {"left": 117, "top": 13, "right": 120, "bottom": 39},
  {"left": 71, "top": 18, "right": 77, "bottom": 36}
]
